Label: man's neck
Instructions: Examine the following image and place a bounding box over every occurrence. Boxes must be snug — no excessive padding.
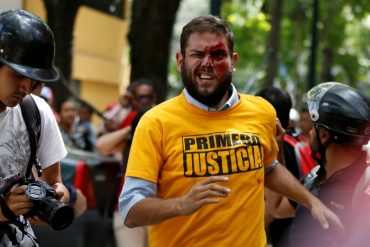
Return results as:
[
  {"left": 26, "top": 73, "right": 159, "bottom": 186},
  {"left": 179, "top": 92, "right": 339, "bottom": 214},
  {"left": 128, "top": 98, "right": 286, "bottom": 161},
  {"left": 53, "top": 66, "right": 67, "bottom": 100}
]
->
[
  {"left": 184, "top": 84, "right": 238, "bottom": 112},
  {"left": 209, "top": 89, "right": 231, "bottom": 110},
  {"left": 325, "top": 143, "right": 362, "bottom": 177}
]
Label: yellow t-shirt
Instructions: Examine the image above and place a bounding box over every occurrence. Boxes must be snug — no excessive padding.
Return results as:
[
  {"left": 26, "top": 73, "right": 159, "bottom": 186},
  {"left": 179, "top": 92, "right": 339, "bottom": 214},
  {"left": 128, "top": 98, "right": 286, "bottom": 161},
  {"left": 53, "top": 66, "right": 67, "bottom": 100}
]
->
[{"left": 126, "top": 92, "right": 278, "bottom": 247}]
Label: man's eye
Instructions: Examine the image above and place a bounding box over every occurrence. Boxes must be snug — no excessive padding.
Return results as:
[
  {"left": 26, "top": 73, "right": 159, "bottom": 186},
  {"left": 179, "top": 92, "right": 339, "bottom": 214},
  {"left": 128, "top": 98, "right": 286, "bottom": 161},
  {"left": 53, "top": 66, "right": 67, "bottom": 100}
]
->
[
  {"left": 190, "top": 53, "right": 204, "bottom": 58},
  {"left": 211, "top": 50, "right": 227, "bottom": 59}
]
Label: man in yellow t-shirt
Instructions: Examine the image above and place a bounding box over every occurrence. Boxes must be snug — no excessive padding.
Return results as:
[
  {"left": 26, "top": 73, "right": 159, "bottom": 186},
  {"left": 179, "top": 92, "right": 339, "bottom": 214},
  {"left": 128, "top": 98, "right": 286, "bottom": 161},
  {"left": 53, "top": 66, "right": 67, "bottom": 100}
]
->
[{"left": 118, "top": 15, "right": 343, "bottom": 247}]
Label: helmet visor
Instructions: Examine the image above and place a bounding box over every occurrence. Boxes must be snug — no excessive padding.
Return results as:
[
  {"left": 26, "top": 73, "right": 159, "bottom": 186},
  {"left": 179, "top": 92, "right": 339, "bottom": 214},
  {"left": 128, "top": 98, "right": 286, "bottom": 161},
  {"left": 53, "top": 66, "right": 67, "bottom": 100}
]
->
[
  {"left": 304, "top": 82, "right": 341, "bottom": 122},
  {"left": 0, "top": 56, "right": 59, "bottom": 83}
]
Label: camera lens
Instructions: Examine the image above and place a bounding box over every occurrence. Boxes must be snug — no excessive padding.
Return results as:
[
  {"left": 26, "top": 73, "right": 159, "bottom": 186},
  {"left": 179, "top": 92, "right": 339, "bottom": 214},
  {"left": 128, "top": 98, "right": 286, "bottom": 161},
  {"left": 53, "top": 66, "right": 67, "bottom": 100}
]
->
[
  {"left": 26, "top": 183, "right": 46, "bottom": 200},
  {"left": 48, "top": 202, "right": 74, "bottom": 230}
]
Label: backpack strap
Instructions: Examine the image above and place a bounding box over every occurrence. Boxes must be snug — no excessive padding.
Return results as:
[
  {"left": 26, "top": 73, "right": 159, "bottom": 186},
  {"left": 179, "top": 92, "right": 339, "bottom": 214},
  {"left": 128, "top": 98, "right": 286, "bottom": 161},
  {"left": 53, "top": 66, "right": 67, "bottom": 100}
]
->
[{"left": 19, "top": 95, "right": 42, "bottom": 178}]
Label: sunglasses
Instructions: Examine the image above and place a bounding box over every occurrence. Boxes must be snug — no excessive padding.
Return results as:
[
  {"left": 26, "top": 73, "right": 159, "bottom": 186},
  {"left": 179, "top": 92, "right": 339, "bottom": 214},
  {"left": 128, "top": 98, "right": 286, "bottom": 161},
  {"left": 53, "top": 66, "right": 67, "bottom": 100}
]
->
[{"left": 135, "top": 94, "right": 153, "bottom": 101}]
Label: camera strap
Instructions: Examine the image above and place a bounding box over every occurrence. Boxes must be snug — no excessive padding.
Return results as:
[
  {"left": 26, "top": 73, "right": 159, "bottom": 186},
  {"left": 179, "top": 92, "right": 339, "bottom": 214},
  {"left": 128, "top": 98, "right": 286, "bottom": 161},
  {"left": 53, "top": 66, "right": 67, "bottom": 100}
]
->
[{"left": 19, "top": 95, "right": 42, "bottom": 178}]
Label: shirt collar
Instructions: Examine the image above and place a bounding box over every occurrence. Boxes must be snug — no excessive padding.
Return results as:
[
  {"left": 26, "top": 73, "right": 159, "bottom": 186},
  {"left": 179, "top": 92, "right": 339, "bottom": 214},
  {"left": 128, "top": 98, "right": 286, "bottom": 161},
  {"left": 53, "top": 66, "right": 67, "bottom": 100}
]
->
[{"left": 183, "top": 83, "right": 239, "bottom": 112}]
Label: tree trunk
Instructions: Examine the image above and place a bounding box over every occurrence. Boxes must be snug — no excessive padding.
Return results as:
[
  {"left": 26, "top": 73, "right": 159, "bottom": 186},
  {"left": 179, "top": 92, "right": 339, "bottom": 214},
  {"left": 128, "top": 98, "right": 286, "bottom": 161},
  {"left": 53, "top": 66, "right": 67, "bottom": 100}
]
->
[
  {"left": 291, "top": 4, "right": 305, "bottom": 107},
  {"left": 43, "top": 0, "right": 82, "bottom": 107},
  {"left": 264, "top": 0, "right": 283, "bottom": 87},
  {"left": 129, "top": 0, "right": 182, "bottom": 102},
  {"left": 320, "top": 46, "right": 333, "bottom": 82},
  {"left": 318, "top": 0, "right": 337, "bottom": 84}
]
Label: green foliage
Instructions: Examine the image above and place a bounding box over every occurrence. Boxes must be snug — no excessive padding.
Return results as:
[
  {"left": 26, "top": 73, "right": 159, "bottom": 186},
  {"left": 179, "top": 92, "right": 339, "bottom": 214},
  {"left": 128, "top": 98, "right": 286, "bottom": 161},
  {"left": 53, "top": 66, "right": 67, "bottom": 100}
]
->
[
  {"left": 221, "top": 1, "right": 270, "bottom": 92},
  {"left": 167, "top": 0, "right": 370, "bottom": 100},
  {"left": 220, "top": 0, "right": 370, "bottom": 100}
]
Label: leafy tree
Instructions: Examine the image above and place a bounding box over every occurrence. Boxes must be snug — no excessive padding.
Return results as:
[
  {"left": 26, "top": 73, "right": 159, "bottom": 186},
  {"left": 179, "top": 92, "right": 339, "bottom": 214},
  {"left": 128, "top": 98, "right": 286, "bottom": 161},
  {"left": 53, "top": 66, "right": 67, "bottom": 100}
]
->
[
  {"left": 221, "top": 0, "right": 370, "bottom": 104},
  {"left": 221, "top": 0, "right": 270, "bottom": 94}
]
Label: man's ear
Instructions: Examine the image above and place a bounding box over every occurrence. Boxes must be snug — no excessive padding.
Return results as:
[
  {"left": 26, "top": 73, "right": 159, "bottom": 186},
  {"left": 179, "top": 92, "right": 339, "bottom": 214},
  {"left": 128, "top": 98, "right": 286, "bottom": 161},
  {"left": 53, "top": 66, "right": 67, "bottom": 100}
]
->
[
  {"left": 320, "top": 128, "right": 331, "bottom": 145},
  {"left": 176, "top": 52, "right": 183, "bottom": 72},
  {"left": 231, "top": 52, "right": 238, "bottom": 71}
]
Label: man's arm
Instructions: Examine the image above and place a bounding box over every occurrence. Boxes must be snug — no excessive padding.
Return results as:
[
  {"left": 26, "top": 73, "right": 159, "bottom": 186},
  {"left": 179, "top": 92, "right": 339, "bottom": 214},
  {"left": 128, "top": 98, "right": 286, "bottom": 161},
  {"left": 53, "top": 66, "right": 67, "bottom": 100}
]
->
[
  {"left": 122, "top": 176, "right": 231, "bottom": 228},
  {"left": 265, "top": 163, "right": 343, "bottom": 231},
  {"left": 40, "top": 162, "right": 69, "bottom": 204},
  {"left": 95, "top": 126, "right": 131, "bottom": 155},
  {"left": 264, "top": 119, "right": 295, "bottom": 219},
  {"left": 265, "top": 187, "right": 295, "bottom": 219}
]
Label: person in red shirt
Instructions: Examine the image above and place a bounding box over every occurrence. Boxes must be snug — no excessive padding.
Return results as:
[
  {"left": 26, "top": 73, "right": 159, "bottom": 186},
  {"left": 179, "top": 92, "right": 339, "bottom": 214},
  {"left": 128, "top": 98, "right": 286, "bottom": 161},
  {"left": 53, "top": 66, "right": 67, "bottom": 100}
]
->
[{"left": 95, "top": 79, "right": 157, "bottom": 158}]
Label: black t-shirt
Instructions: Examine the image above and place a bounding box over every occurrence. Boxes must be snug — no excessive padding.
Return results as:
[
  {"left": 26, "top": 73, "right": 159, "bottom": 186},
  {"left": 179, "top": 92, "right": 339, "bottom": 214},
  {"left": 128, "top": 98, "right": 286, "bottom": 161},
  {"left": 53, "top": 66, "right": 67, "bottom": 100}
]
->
[{"left": 283, "top": 154, "right": 368, "bottom": 247}]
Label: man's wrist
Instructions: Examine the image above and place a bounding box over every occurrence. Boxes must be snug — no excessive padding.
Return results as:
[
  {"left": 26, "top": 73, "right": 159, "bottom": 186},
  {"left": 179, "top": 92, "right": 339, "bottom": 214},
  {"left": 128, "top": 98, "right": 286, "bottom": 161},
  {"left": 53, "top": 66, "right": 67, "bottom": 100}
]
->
[
  {"left": 173, "top": 197, "right": 187, "bottom": 217},
  {"left": 65, "top": 184, "right": 77, "bottom": 205},
  {"left": 302, "top": 190, "right": 319, "bottom": 211}
]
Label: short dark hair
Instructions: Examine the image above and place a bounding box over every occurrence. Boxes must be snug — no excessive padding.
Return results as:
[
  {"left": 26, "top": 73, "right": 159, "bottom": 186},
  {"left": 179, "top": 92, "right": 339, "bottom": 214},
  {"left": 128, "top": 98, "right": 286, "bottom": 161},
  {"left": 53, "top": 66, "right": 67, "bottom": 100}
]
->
[
  {"left": 80, "top": 103, "right": 94, "bottom": 114},
  {"left": 129, "top": 78, "right": 156, "bottom": 96},
  {"left": 180, "top": 15, "right": 234, "bottom": 57},
  {"left": 56, "top": 97, "right": 77, "bottom": 113},
  {"left": 256, "top": 87, "right": 292, "bottom": 129}
]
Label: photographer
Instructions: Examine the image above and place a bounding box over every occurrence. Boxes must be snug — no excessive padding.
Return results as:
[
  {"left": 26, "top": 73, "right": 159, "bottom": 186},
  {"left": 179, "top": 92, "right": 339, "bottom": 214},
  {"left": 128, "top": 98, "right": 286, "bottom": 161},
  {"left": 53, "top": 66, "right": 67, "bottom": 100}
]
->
[{"left": 0, "top": 9, "right": 70, "bottom": 246}]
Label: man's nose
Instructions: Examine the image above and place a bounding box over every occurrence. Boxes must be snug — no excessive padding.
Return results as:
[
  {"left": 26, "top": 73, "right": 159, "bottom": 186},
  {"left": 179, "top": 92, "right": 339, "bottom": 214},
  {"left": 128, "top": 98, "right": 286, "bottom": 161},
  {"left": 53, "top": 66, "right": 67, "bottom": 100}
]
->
[{"left": 201, "top": 54, "right": 213, "bottom": 67}]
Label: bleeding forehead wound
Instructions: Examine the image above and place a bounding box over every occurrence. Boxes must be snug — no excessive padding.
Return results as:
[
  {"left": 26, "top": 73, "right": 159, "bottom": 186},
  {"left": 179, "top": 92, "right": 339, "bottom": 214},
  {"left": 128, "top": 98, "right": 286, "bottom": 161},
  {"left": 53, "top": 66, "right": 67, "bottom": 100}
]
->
[
  {"left": 205, "top": 43, "right": 226, "bottom": 53},
  {"left": 206, "top": 43, "right": 228, "bottom": 60}
]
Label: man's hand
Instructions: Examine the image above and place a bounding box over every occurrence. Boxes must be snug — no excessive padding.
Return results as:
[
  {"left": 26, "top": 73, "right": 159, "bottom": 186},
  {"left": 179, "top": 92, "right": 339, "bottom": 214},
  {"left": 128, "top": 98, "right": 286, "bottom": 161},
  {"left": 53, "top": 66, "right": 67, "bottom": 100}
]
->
[
  {"left": 125, "top": 176, "right": 231, "bottom": 227},
  {"left": 27, "top": 215, "right": 48, "bottom": 226},
  {"left": 310, "top": 197, "right": 344, "bottom": 232},
  {"left": 52, "top": 182, "right": 70, "bottom": 204},
  {"left": 275, "top": 118, "right": 286, "bottom": 144},
  {"left": 265, "top": 163, "right": 344, "bottom": 233},
  {"left": 176, "top": 176, "right": 231, "bottom": 216},
  {"left": 4, "top": 185, "right": 33, "bottom": 217}
]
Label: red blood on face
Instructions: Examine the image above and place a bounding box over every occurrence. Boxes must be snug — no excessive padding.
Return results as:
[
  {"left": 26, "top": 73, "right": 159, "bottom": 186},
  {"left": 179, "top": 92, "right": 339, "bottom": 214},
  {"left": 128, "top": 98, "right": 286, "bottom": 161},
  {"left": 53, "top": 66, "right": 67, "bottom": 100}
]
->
[{"left": 203, "top": 42, "right": 229, "bottom": 75}]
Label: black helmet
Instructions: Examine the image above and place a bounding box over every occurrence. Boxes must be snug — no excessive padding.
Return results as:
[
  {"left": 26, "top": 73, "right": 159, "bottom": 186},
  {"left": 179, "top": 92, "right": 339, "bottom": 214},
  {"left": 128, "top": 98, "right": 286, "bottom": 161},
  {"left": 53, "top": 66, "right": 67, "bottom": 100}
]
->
[
  {"left": 306, "top": 82, "right": 370, "bottom": 145},
  {"left": 0, "top": 9, "right": 59, "bottom": 83}
]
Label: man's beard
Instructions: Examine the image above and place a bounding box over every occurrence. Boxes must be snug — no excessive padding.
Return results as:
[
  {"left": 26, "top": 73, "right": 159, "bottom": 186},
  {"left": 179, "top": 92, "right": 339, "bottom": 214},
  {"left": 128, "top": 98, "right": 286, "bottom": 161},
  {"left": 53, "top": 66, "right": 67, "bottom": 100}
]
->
[{"left": 181, "top": 63, "right": 232, "bottom": 108}]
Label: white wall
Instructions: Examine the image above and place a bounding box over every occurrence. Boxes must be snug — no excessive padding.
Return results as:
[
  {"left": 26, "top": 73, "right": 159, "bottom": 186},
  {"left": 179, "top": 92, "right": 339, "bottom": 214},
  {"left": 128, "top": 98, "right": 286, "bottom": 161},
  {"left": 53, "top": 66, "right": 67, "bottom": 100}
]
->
[{"left": 0, "top": 0, "right": 22, "bottom": 11}]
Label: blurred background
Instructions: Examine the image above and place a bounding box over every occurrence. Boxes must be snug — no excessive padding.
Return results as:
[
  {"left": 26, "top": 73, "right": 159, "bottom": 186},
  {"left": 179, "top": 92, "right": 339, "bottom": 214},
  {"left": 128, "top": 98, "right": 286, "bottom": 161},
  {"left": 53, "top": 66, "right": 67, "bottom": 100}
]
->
[
  {"left": 1, "top": 0, "right": 369, "bottom": 120},
  {"left": 1, "top": 0, "right": 370, "bottom": 246}
]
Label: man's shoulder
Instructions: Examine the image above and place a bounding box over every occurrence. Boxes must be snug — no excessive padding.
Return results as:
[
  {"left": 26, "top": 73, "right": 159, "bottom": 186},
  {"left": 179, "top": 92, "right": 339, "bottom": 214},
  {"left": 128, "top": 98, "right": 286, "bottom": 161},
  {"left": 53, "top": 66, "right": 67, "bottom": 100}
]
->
[
  {"left": 238, "top": 93, "right": 276, "bottom": 115},
  {"left": 29, "top": 94, "right": 55, "bottom": 118},
  {"left": 147, "top": 95, "right": 182, "bottom": 113},
  {"left": 239, "top": 93, "right": 273, "bottom": 105},
  {"left": 136, "top": 96, "right": 183, "bottom": 127},
  {"left": 30, "top": 94, "right": 49, "bottom": 109}
]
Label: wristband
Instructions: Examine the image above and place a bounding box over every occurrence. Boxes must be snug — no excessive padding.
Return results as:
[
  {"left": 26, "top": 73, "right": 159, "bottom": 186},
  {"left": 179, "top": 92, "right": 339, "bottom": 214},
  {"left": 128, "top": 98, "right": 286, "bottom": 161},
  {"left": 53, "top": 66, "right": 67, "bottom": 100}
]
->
[{"left": 65, "top": 184, "right": 77, "bottom": 205}]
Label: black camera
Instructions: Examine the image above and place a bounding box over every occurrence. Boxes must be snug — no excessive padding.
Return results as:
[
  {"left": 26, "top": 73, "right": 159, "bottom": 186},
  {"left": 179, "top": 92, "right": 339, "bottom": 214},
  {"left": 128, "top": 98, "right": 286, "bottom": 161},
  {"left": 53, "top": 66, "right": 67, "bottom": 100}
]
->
[
  {"left": 0, "top": 175, "right": 74, "bottom": 231},
  {"left": 24, "top": 180, "right": 74, "bottom": 231}
]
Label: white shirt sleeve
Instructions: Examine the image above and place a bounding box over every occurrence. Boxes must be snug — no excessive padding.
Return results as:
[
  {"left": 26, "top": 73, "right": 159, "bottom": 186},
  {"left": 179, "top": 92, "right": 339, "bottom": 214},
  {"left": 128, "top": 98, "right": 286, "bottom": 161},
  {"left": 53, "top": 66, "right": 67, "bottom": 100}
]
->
[
  {"left": 118, "top": 176, "right": 156, "bottom": 223},
  {"left": 32, "top": 94, "right": 67, "bottom": 168}
]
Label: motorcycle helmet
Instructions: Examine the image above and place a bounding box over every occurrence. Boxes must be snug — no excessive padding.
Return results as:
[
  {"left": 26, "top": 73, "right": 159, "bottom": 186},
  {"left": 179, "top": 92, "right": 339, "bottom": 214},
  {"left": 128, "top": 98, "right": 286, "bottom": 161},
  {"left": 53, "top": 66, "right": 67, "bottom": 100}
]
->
[
  {"left": 0, "top": 9, "right": 59, "bottom": 82},
  {"left": 306, "top": 82, "right": 370, "bottom": 146}
]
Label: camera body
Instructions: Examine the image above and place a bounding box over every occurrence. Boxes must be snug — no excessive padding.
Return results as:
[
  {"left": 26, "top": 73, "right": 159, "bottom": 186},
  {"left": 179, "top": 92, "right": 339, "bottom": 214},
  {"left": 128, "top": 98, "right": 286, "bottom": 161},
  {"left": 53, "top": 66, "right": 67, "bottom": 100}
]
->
[
  {"left": 0, "top": 175, "right": 74, "bottom": 231},
  {"left": 24, "top": 179, "right": 74, "bottom": 230}
]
